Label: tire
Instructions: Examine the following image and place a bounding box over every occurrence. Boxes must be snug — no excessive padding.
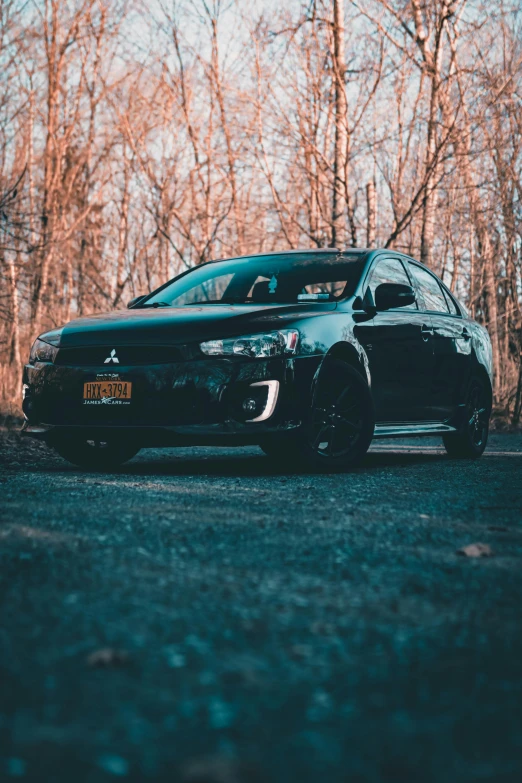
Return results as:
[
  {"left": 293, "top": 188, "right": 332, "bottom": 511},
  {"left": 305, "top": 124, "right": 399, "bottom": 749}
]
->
[
  {"left": 442, "top": 375, "right": 491, "bottom": 459},
  {"left": 52, "top": 436, "right": 140, "bottom": 470},
  {"left": 261, "top": 360, "right": 374, "bottom": 471},
  {"left": 259, "top": 437, "right": 300, "bottom": 462}
]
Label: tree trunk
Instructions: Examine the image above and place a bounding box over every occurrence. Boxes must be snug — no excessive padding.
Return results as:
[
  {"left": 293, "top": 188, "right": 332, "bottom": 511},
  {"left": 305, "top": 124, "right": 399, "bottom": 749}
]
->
[
  {"left": 420, "top": 75, "right": 439, "bottom": 266},
  {"left": 210, "top": 16, "right": 244, "bottom": 256},
  {"left": 512, "top": 350, "right": 522, "bottom": 427},
  {"left": 438, "top": 93, "right": 502, "bottom": 397},
  {"left": 331, "top": 0, "right": 348, "bottom": 249},
  {"left": 7, "top": 254, "right": 21, "bottom": 394},
  {"left": 32, "top": 0, "right": 60, "bottom": 330},
  {"left": 366, "top": 180, "right": 376, "bottom": 247}
]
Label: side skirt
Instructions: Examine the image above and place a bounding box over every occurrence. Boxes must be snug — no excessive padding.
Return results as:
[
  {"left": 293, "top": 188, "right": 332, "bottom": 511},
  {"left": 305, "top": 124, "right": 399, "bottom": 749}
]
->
[{"left": 373, "top": 421, "right": 457, "bottom": 439}]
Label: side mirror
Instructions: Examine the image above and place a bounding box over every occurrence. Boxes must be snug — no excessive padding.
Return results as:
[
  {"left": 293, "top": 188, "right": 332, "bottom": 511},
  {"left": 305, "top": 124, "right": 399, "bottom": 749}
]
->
[
  {"left": 374, "top": 283, "right": 415, "bottom": 311},
  {"left": 127, "top": 295, "right": 146, "bottom": 309}
]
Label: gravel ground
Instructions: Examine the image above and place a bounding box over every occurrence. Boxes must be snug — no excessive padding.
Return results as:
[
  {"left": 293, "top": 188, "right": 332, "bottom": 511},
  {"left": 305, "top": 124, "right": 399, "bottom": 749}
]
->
[{"left": 1, "top": 430, "right": 522, "bottom": 783}]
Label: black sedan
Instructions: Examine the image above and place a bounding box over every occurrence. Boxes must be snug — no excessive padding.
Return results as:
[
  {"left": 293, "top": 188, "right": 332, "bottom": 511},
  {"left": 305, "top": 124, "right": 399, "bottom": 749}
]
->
[{"left": 22, "top": 249, "right": 493, "bottom": 470}]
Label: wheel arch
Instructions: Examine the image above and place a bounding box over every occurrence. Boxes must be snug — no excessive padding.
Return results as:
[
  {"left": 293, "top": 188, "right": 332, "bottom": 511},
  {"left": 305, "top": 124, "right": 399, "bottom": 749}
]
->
[
  {"left": 324, "top": 341, "right": 370, "bottom": 385},
  {"left": 472, "top": 361, "right": 494, "bottom": 411}
]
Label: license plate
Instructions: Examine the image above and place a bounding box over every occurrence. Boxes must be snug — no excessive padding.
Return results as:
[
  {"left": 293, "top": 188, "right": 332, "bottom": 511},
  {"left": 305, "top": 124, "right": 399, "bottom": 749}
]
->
[{"left": 83, "top": 381, "right": 132, "bottom": 401}]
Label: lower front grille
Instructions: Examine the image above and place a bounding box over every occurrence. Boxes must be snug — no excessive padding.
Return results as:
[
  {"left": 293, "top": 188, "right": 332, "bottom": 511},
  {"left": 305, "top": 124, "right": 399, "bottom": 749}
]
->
[{"left": 55, "top": 345, "right": 183, "bottom": 366}]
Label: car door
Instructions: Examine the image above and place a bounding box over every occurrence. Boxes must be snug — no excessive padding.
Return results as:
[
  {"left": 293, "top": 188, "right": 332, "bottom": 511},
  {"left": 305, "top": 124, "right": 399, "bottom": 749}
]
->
[
  {"left": 407, "top": 262, "right": 472, "bottom": 421},
  {"left": 356, "top": 256, "right": 434, "bottom": 422}
]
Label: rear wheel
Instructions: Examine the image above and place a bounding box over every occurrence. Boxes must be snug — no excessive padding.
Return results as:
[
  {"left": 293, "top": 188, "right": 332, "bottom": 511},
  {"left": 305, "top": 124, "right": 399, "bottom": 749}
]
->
[
  {"left": 52, "top": 437, "right": 140, "bottom": 470},
  {"left": 260, "top": 360, "right": 374, "bottom": 471},
  {"left": 442, "top": 375, "right": 491, "bottom": 458}
]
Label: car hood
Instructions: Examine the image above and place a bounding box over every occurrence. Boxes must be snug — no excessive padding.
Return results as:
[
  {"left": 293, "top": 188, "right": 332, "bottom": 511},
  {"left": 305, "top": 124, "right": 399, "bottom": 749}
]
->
[{"left": 57, "top": 302, "right": 339, "bottom": 347}]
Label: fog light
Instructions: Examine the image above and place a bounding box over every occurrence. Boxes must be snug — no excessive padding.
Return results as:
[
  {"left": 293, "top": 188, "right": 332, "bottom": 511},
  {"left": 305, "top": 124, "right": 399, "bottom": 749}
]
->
[
  {"left": 246, "top": 380, "right": 280, "bottom": 423},
  {"left": 22, "top": 384, "right": 31, "bottom": 421},
  {"left": 242, "top": 398, "right": 258, "bottom": 414}
]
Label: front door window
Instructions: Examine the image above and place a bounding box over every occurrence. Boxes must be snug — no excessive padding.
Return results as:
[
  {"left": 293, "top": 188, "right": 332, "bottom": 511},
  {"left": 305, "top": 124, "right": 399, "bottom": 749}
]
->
[{"left": 366, "top": 257, "right": 417, "bottom": 310}]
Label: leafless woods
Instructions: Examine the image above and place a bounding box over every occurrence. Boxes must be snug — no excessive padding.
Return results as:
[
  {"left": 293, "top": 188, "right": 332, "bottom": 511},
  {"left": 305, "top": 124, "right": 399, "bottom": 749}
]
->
[{"left": 1, "top": 0, "right": 521, "bottom": 422}]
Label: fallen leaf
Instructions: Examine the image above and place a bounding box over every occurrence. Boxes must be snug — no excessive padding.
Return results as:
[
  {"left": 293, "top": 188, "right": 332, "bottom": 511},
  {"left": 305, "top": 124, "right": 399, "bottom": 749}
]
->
[
  {"left": 86, "top": 648, "right": 130, "bottom": 668},
  {"left": 457, "top": 542, "right": 493, "bottom": 558}
]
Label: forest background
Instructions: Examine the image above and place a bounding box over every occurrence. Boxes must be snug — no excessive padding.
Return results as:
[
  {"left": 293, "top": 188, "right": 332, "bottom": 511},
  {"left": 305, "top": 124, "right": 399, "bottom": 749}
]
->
[{"left": 1, "top": 0, "right": 521, "bottom": 424}]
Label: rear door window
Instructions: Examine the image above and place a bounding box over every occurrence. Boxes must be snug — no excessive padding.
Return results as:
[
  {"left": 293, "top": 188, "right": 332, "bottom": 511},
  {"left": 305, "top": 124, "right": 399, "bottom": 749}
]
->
[
  {"left": 409, "top": 264, "right": 449, "bottom": 313},
  {"left": 441, "top": 286, "right": 460, "bottom": 315}
]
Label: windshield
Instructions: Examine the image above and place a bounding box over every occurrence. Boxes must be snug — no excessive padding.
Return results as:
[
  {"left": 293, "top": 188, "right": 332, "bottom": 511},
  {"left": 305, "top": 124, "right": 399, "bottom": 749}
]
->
[{"left": 141, "top": 252, "right": 366, "bottom": 307}]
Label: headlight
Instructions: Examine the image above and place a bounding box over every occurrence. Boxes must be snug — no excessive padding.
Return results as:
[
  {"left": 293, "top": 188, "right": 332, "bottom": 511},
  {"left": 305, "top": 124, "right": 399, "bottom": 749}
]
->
[
  {"left": 29, "top": 338, "right": 59, "bottom": 364},
  {"left": 200, "top": 329, "right": 299, "bottom": 358},
  {"left": 29, "top": 328, "right": 62, "bottom": 364}
]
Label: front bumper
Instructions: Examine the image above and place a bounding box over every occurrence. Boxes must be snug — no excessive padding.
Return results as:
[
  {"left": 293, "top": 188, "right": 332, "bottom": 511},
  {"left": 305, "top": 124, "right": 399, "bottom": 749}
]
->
[{"left": 22, "top": 355, "right": 321, "bottom": 446}]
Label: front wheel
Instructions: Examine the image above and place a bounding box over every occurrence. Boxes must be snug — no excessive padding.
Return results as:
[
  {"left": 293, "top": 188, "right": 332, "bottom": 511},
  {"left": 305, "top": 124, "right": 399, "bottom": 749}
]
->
[
  {"left": 52, "top": 437, "right": 140, "bottom": 470},
  {"left": 442, "top": 375, "right": 491, "bottom": 458},
  {"left": 261, "top": 360, "right": 374, "bottom": 471}
]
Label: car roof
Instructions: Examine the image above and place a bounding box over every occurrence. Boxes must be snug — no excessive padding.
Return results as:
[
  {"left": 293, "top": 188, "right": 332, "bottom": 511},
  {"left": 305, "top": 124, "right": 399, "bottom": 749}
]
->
[{"left": 210, "top": 248, "right": 371, "bottom": 264}]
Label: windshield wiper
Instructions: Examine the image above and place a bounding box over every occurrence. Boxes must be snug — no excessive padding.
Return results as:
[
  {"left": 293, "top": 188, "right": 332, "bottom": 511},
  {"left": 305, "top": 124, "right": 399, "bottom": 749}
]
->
[{"left": 141, "top": 301, "right": 171, "bottom": 308}]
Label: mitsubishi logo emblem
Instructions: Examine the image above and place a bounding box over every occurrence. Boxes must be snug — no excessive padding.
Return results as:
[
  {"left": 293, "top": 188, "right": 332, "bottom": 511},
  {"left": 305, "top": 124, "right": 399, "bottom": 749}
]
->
[{"left": 104, "top": 349, "right": 120, "bottom": 364}]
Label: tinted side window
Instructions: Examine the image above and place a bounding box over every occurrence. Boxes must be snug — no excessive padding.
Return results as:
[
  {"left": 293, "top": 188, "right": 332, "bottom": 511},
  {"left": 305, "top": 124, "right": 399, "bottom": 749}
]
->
[
  {"left": 441, "top": 286, "right": 460, "bottom": 315},
  {"left": 409, "top": 264, "right": 449, "bottom": 313},
  {"left": 367, "top": 257, "right": 416, "bottom": 310}
]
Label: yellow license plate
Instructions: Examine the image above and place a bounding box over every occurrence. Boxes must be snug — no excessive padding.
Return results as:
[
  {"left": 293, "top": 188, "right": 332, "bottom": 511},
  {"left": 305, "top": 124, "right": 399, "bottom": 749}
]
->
[{"left": 83, "top": 381, "right": 132, "bottom": 400}]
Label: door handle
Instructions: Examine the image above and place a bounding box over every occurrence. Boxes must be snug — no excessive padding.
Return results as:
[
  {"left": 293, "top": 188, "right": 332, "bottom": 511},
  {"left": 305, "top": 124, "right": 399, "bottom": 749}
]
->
[
  {"left": 421, "top": 324, "right": 434, "bottom": 341},
  {"left": 461, "top": 328, "right": 471, "bottom": 340}
]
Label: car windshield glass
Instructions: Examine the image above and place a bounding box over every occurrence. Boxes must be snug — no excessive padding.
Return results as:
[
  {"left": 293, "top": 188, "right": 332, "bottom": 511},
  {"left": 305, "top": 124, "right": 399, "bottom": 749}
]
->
[{"left": 142, "top": 253, "right": 366, "bottom": 307}]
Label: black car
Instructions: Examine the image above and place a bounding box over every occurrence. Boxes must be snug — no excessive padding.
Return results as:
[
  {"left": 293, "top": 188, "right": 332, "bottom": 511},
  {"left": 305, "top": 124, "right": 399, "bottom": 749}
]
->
[{"left": 22, "top": 249, "right": 493, "bottom": 470}]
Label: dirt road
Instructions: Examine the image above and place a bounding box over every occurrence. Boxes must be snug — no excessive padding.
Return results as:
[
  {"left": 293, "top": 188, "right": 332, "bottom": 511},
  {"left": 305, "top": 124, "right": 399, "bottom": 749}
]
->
[{"left": 1, "top": 431, "right": 522, "bottom": 782}]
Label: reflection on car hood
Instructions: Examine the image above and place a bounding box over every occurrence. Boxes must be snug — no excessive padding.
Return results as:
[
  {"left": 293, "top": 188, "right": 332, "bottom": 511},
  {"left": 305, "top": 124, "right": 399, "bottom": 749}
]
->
[{"left": 58, "top": 302, "right": 339, "bottom": 347}]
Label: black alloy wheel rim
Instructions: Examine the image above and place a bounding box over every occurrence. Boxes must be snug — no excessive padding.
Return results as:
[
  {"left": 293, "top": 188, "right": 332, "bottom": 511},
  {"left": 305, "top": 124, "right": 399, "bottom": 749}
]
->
[
  {"left": 308, "top": 377, "right": 363, "bottom": 458},
  {"left": 467, "top": 384, "right": 488, "bottom": 448},
  {"left": 86, "top": 440, "right": 111, "bottom": 450}
]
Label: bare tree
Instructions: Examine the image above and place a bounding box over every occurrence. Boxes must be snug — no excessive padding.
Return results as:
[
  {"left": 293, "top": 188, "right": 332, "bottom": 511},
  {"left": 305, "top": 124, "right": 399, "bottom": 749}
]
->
[{"left": 0, "top": 0, "right": 520, "bottom": 421}]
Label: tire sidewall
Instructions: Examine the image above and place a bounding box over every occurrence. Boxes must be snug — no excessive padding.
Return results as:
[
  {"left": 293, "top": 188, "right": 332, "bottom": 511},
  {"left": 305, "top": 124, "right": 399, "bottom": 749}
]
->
[
  {"left": 465, "top": 375, "right": 490, "bottom": 455},
  {"left": 299, "top": 359, "right": 375, "bottom": 470},
  {"left": 444, "top": 374, "right": 491, "bottom": 458}
]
